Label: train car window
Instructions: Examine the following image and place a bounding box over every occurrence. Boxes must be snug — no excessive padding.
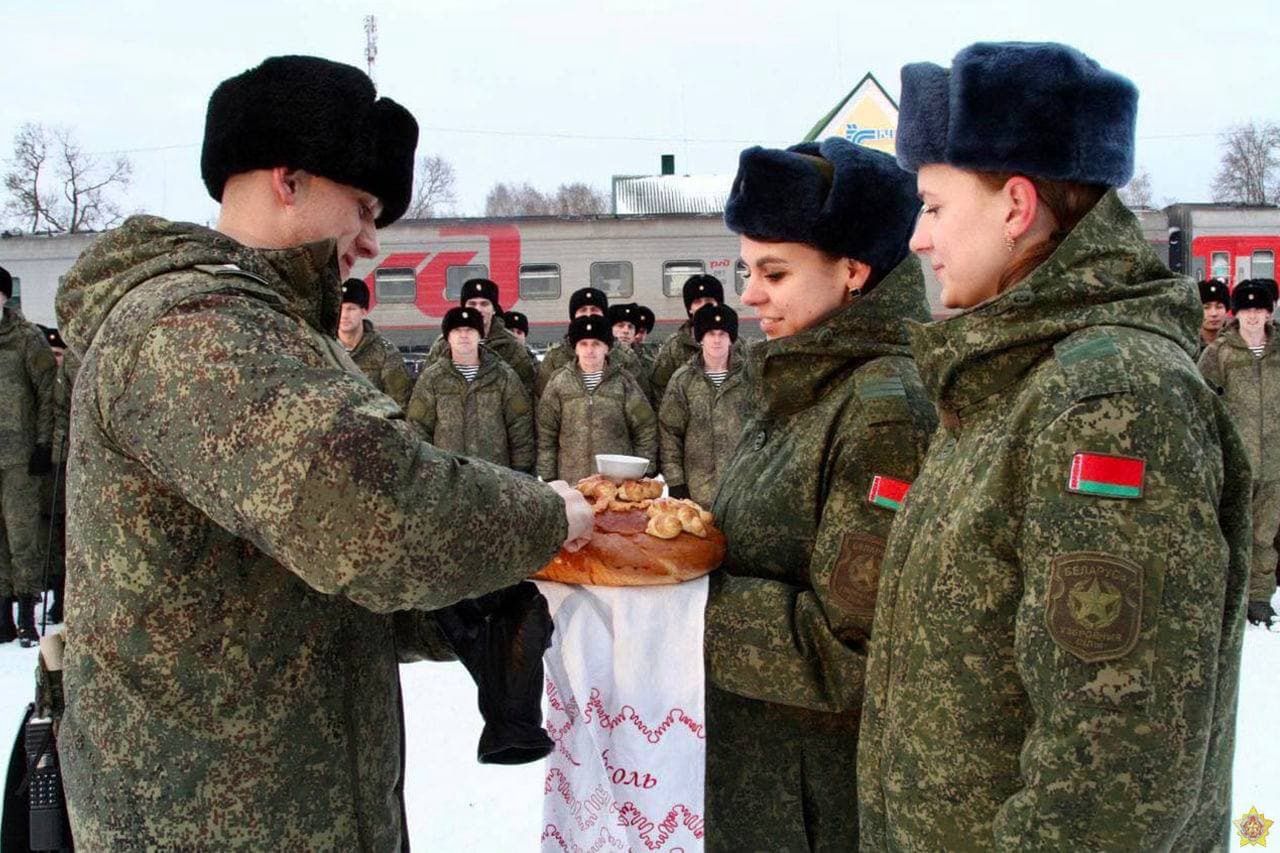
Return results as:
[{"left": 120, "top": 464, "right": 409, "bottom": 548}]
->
[
  {"left": 662, "top": 260, "right": 706, "bottom": 297},
  {"left": 590, "top": 261, "right": 634, "bottom": 297},
  {"left": 375, "top": 268, "right": 417, "bottom": 303},
  {"left": 1192, "top": 258, "right": 1206, "bottom": 281},
  {"left": 1253, "top": 251, "right": 1275, "bottom": 281},
  {"left": 1211, "top": 252, "right": 1230, "bottom": 280},
  {"left": 734, "top": 259, "right": 748, "bottom": 294},
  {"left": 446, "top": 264, "right": 489, "bottom": 300},
  {"left": 519, "top": 264, "right": 562, "bottom": 300}
]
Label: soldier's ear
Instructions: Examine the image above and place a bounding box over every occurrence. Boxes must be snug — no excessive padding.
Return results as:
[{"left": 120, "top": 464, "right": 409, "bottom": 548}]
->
[{"left": 272, "top": 167, "right": 308, "bottom": 208}]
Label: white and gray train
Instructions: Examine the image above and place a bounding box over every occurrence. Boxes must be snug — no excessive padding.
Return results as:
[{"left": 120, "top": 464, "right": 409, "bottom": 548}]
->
[{"left": 3, "top": 204, "right": 1276, "bottom": 347}]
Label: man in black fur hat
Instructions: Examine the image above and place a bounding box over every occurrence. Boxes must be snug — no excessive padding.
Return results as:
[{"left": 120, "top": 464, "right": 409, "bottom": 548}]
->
[
  {"left": 650, "top": 274, "right": 743, "bottom": 403},
  {"left": 1197, "top": 277, "right": 1230, "bottom": 355},
  {"left": 338, "top": 278, "right": 413, "bottom": 408},
  {"left": 50, "top": 54, "right": 591, "bottom": 850},
  {"left": 426, "top": 277, "right": 535, "bottom": 393}
]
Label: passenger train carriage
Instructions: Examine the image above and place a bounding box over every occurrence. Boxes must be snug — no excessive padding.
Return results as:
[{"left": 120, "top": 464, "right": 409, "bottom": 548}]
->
[{"left": 2, "top": 204, "right": 1277, "bottom": 348}]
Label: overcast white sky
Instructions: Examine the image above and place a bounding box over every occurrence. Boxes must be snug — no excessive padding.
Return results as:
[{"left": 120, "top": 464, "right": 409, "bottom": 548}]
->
[{"left": 3, "top": 0, "right": 1277, "bottom": 225}]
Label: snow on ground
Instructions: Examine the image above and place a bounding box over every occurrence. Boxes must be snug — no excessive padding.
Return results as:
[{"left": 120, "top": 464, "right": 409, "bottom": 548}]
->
[{"left": 2, "top": 592, "right": 1279, "bottom": 849}]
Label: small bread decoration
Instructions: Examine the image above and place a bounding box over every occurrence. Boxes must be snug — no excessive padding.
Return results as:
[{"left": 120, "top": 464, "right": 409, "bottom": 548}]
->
[{"left": 533, "top": 476, "right": 725, "bottom": 586}]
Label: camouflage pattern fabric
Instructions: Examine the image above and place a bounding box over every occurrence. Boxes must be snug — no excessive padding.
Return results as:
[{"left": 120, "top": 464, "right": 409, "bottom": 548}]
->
[
  {"left": 858, "top": 191, "right": 1251, "bottom": 851},
  {"left": 650, "top": 323, "right": 746, "bottom": 406},
  {"left": 53, "top": 216, "right": 568, "bottom": 850},
  {"left": 42, "top": 351, "right": 80, "bottom": 581},
  {"left": 657, "top": 353, "right": 752, "bottom": 508},
  {"left": 535, "top": 336, "right": 648, "bottom": 401},
  {"left": 428, "top": 315, "right": 536, "bottom": 396},
  {"left": 405, "top": 349, "right": 536, "bottom": 473},
  {"left": 536, "top": 355, "right": 657, "bottom": 484},
  {"left": 347, "top": 318, "right": 413, "bottom": 409},
  {"left": 704, "top": 256, "right": 936, "bottom": 851},
  {"left": 1200, "top": 323, "right": 1280, "bottom": 602},
  {"left": 0, "top": 306, "right": 57, "bottom": 596}
]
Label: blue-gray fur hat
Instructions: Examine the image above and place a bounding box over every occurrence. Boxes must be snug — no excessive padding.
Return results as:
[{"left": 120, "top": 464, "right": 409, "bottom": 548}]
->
[
  {"left": 724, "top": 137, "right": 919, "bottom": 284},
  {"left": 896, "top": 42, "right": 1137, "bottom": 187}
]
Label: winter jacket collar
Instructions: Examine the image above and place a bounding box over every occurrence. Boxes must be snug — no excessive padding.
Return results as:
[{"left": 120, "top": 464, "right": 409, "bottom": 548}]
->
[
  {"left": 750, "top": 253, "right": 930, "bottom": 418},
  {"left": 56, "top": 215, "right": 343, "bottom": 357},
  {"left": 909, "top": 191, "right": 1200, "bottom": 416}
]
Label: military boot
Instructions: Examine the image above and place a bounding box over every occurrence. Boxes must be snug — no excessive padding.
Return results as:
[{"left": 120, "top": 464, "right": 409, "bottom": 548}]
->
[
  {"left": 0, "top": 597, "right": 16, "bottom": 643},
  {"left": 17, "top": 595, "right": 39, "bottom": 648},
  {"left": 48, "top": 574, "right": 65, "bottom": 625}
]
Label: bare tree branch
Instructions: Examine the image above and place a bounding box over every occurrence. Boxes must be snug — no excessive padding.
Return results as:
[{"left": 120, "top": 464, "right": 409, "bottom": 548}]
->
[
  {"left": 484, "top": 181, "right": 607, "bottom": 216},
  {"left": 1212, "top": 122, "right": 1280, "bottom": 205},
  {"left": 1119, "top": 167, "right": 1154, "bottom": 209},
  {"left": 2, "top": 122, "right": 132, "bottom": 233},
  {"left": 406, "top": 154, "right": 458, "bottom": 218}
]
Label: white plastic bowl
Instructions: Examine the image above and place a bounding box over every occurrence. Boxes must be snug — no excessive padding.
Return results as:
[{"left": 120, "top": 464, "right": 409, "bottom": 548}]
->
[{"left": 595, "top": 454, "right": 650, "bottom": 481}]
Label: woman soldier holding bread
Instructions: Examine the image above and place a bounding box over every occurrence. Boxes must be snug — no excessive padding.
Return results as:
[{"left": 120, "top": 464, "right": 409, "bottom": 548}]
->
[
  {"left": 858, "top": 43, "right": 1250, "bottom": 849},
  {"left": 704, "top": 137, "right": 936, "bottom": 849}
]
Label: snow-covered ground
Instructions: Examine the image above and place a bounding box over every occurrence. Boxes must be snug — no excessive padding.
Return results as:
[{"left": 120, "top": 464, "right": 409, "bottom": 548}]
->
[{"left": 3, "top": 595, "right": 1279, "bottom": 849}]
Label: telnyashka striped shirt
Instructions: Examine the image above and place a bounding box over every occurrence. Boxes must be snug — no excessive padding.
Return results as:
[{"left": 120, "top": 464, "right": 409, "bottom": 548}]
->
[
  {"left": 581, "top": 370, "right": 604, "bottom": 391},
  {"left": 705, "top": 369, "right": 729, "bottom": 388},
  {"left": 454, "top": 362, "right": 480, "bottom": 382}
]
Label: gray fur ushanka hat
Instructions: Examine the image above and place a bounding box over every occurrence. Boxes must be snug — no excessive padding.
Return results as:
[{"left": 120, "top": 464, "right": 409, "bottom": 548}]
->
[
  {"left": 724, "top": 137, "right": 919, "bottom": 282},
  {"left": 896, "top": 41, "right": 1137, "bottom": 187},
  {"left": 202, "top": 55, "right": 419, "bottom": 227}
]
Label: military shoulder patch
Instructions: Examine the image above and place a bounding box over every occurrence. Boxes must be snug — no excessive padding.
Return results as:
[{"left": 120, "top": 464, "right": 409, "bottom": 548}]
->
[
  {"left": 867, "top": 475, "right": 910, "bottom": 512},
  {"left": 1045, "top": 552, "right": 1143, "bottom": 662},
  {"left": 1067, "top": 452, "right": 1144, "bottom": 499}
]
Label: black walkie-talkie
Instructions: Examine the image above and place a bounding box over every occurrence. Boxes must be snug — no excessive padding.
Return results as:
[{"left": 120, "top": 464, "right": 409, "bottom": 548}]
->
[{"left": 25, "top": 714, "right": 69, "bottom": 851}]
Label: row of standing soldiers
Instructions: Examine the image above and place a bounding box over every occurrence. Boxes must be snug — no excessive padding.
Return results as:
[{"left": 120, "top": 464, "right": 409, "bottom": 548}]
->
[{"left": 337, "top": 273, "right": 751, "bottom": 508}]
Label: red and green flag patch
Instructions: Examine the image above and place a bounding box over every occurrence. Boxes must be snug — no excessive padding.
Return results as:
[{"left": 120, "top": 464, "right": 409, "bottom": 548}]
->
[
  {"left": 868, "top": 475, "right": 911, "bottom": 512},
  {"left": 1068, "top": 452, "right": 1145, "bottom": 499}
]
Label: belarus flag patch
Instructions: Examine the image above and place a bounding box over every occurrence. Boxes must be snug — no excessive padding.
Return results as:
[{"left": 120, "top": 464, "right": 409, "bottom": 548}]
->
[
  {"left": 868, "top": 475, "right": 911, "bottom": 512},
  {"left": 1067, "top": 452, "right": 1145, "bottom": 499}
]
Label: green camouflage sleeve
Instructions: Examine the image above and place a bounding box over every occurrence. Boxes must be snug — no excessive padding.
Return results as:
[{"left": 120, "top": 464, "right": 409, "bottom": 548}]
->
[
  {"left": 393, "top": 610, "right": 458, "bottom": 662},
  {"left": 649, "top": 338, "right": 681, "bottom": 400},
  {"left": 27, "top": 328, "right": 58, "bottom": 447},
  {"left": 625, "top": 376, "right": 659, "bottom": 476},
  {"left": 426, "top": 334, "right": 448, "bottom": 365},
  {"left": 504, "top": 373, "right": 536, "bottom": 474},
  {"left": 991, "top": 390, "right": 1246, "bottom": 849},
  {"left": 536, "top": 381, "right": 563, "bottom": 481},
  {"left": 535, "top": 351, "right": 559, "bottom": 400},
  {"left": 657, "top": 371, "right": 690, "bottom": 488},
  {"left": 704, "top": 384, "right": 928, "bottom": 712},
  {"left": 405, "top": 371, "right": 438, "bottom": 443},
  {"left": 107, "top": 295, "right": 568, "bottom": 613},
  {"left": 52, "top": 354, "right": 78, "bottom": 461},
  {"left": 1196, "top": 344, "right": 1224, "bottom": 392},
  {"left": 508, "top": 342, "right": 537, "bottom": 395},
  {"left": 379, "top": 341, "right": 413, "bottom": 410}
]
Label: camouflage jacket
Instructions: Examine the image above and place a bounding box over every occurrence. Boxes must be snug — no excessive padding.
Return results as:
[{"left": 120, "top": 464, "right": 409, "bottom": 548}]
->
[
  {"left": 858, "top": 192, "right": 1250, "bottom": 851},
  {"left": 428, "top": 316, "right": 536, "bottom": 396},
  {"left": 52, "top": 348, "right": 81, "bottom": 461},
  {"left": 535, "top": 335, "right": 647, "bottom": 400},
  {"left": 346, "top": 318, "right": 412, "bottom": 409},
  {"left": 1198, "top": 323, "right": 1280, "bottom": 482},
  {"left": 0, "top": 306, "right": 57, "bottom": 467},
  {"left": 650, "top": 322, "right": 745, "bottom": 404},
  {"left": 536, "top": 355, "right": 657, "bottom": 484},
  {"left": 703, "top": 256, "right": 935, "bottom": 850},
  {"left": 406, "top": 350, "right": 536, "bottom": 473},
  {"left": 657, "top": 353, "right": 751, "bottom": 508},
  {"left": 54, "top": 216, "right": 568, "bottom": 851}
]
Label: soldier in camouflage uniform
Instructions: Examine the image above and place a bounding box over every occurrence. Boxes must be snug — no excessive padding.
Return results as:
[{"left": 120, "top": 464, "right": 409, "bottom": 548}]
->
[
  {"left": 41, "top": 325, "right": 75, "bottom": 624},
  {"left": 1199, "top": 278, "right": 1280, "bottom": 625},
  {"left": 650, "top": 275, "right": 746, "bottom": 404},
  {"left": 337, "top": 277, "right": 413, "bottom": 409},
  {"left": 704, "top": 137, "right": 934, "bottom": 850},
  {"left": 859, "top": 43, "right": 1250, "bottom": 851},
  {"left": 608, "top": 302, "right": 655, "bottom": 401},
  {"left": 502, "top": 309, "right": 539, "bottom": 366},
  {"left": 53, "top": 56, "right": 591, "bottom": 850},
  {"left": 537, "top": 315, "right": 657, "bottom": 484},
  {"left": 633, "top": 304, "right": 660, "bottom": 370},
  {"left": 427, "top": 278, "right": 536, "bottom": 395},
  {"left": 535, "top": 287, "right": 647, "bottom": 399},
  {"left": 658, "top": 304, "right": 751, "bottom": 508},
  {"left": 1198, "top": 277, "right": 1230, "bottom": 356},
  {"left": 407, "top": 307, "right": 535, "bottom": 473},
  {"left": 0, "top": 265, "right": 57, "bottom": 646}
]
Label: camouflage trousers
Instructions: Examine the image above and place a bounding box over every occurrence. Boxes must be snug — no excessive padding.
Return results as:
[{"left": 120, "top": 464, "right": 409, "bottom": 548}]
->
[
  {"left": 0, "top": 463, "right": 45, "bottom": 596},
  {"left": 1252, "top": 479, "right": 1280, "bottom": 602}
]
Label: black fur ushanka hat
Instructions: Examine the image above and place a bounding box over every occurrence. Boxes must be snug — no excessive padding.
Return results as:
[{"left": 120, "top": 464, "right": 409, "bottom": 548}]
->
[
  {"left": 724, "top": 137, "right": 918, "bottom": 283},
  {"left": 569, "top": 288, "right": 609, "bottom": 319},
  {"left": 503, "top": 310, "right": 529, "bottom": 335},
  {"left": 568, "top": 315, "right": 613, "bottom": 347},
  {"left": 202, "top": 55, "right": 419, "bottom": 227},
  {"left": 634, "top": 305, "right": 656, "bottom": 334},
  {"left": 341, "top": 278, "right": 371, "bottom": 310},
  {"left": 693, "top": 304, "right": 739, "bottom": 343},
  {"left": 461, "top": 278, "right": 501, "bottom": 312},
  {"left": 896, "top": 42, "right": 1137, "bottom": 188},
  {"left": 1233, "top": 279, "right": 1275, "bottom": 313},
  {"left": 443, "top": 307, "right": 485, "bottom": 337},
  {"left": 1198, "top": 278, "right": 1230, "bottom": 309}
]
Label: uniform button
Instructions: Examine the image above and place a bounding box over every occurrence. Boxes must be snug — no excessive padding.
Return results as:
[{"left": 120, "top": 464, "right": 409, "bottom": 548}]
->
[
  {"left": 817, "top": 327, "right": 834, "bottom": 345},
  {"left": 754, "top": 430, "right": 767, "bottom": 450},
  {"left": 1012, "top": 290, "right": 1034, "bottom": 306}
]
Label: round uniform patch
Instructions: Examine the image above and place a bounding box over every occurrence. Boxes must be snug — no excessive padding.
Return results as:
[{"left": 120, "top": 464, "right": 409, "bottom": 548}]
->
[{"left": 1045, "top": 551, "right": 1143, "bottom": 663}]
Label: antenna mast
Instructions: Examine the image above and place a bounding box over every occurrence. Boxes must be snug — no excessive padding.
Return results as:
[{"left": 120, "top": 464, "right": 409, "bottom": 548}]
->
[{"left": 364, "top": 15, "right": 378, "bottom": 82}]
